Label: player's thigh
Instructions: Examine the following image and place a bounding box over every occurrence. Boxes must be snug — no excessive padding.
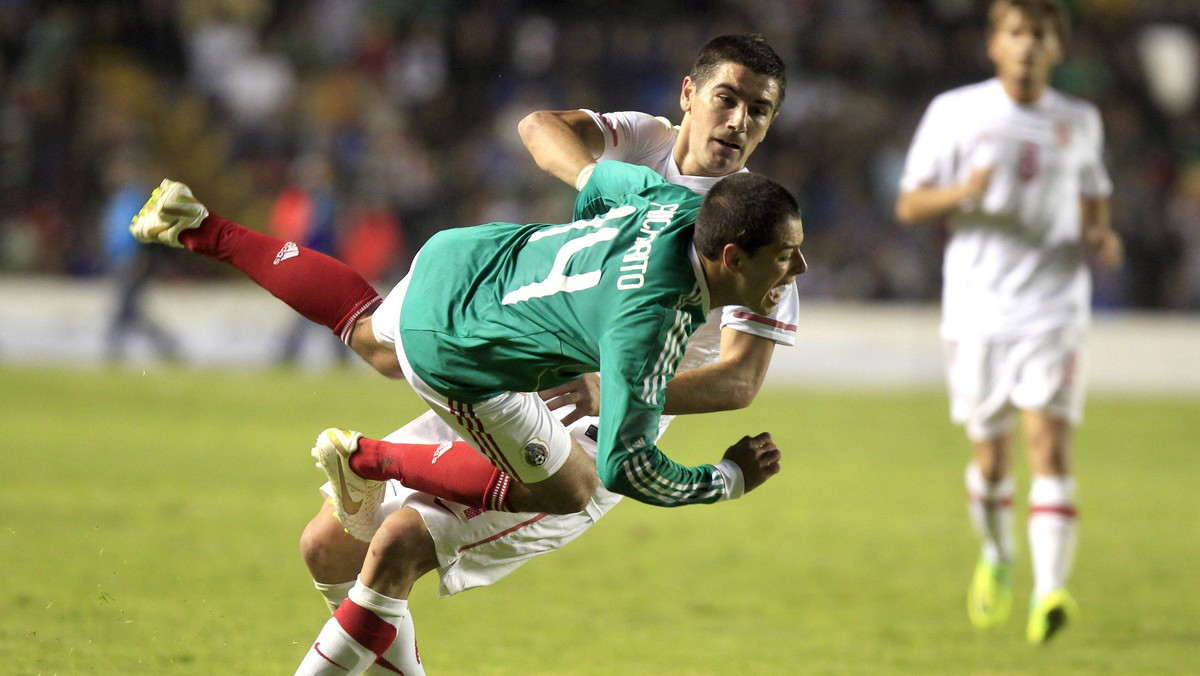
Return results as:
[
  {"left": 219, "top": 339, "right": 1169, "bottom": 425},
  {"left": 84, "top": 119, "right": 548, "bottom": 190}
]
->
[{"left": 946, "top": 338, "right": 1018, "bottom": 442}]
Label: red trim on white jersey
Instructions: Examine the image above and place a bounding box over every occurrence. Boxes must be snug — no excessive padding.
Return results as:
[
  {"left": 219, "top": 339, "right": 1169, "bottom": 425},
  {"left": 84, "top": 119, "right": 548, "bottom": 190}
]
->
[
  {"left": 600, "top": 115, "right": 618, "bottom": 146},
  {"left": 457, "top": 513, "right": 549, "bottom": 553},
  {"left": 731, "top": 310, "right": 797, "bottom": 332}
]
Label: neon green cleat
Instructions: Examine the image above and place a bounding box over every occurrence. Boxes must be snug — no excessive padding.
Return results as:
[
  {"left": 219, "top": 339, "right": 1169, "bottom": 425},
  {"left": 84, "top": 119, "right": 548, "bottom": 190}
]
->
[
  {"left": 967, "top": 558, "right": 1013, "bottom": 629},
  {"left": 129, "top": 179, "right": 209, "bottom": 248},
  {"left": 1027, "top": 588, "right": 1077, "bottom": 644}
]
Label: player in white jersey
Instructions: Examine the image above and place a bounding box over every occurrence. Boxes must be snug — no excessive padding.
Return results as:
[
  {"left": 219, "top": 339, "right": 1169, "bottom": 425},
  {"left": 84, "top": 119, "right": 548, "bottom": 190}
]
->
[
  {"left": 291, "top": 35, "right": 795, "bottom": 675},
  {"left": 895, "top": 0, "right": 1123, "bottom": 644}
]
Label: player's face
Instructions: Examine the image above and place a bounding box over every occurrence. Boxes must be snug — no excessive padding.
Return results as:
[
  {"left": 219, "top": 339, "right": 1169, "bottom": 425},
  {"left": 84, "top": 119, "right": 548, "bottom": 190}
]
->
[
  {"left": 988, "top": 8, "right": 1062, "bottom": 97},
  {"left": 732, "top": 215, "right": 807, "bottom": 315},
  {"left": 678, "top": 62, "right": 781, "bottom": 177}
]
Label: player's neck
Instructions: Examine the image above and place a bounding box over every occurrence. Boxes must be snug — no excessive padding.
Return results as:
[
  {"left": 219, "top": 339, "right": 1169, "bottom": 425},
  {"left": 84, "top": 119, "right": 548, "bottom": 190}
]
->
[
  {"left": 999, "top": 75, "right": 1048, "bottom": 105},
  {"left": 673, "top": 128, "right": 697, "bottom": 176},
  {"left": 697, "top": 256, "right": 728, "bottom": 311},
  {"left": 673, "top": 115, "right": 719, "bottom": 178}
]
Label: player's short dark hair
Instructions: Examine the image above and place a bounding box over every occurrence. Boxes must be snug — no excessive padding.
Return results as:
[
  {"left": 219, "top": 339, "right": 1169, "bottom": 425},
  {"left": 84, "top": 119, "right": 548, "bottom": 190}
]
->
[
  {"left": 694, "top": 173, "right": 800, "bottom": 259},
  {"left": 689, "top": 34, "right": 787, "bottom": 108},
  {"left": 988, "top": 0, "right": 1071, "bottom": 45}
]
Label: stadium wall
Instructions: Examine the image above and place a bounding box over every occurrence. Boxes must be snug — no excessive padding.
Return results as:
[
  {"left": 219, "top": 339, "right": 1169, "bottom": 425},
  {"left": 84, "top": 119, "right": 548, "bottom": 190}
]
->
[{"left": 2, "top": 278, "right": 1197, "bottom": 394}]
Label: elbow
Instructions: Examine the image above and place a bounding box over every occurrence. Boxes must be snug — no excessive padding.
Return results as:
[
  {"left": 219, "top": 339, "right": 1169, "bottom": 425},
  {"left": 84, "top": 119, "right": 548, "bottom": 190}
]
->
[
  {"left": 728, "top": 385, "right": 758, "bottom": 410},
  {"left": 725, "top": 371, "right": 765, "bottom": 410},
  {"left": 517, "top": 110, "right": 549, "bottom": 145},
  {"left": 597, "top": 464, "right": 623, "bottom": 493},
  {"left": 893, "top": 199, "right": 917, "bottom": 225}
]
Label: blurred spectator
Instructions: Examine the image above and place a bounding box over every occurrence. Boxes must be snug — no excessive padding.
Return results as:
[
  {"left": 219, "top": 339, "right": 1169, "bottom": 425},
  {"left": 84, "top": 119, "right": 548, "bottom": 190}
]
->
[
  {"left": 1, "top": 0, "right": 1198, "bottom": 313},
  {"left": 270, "top": 152, "right": 350, "bottom": 366},
  {"left": 101, "top": 153, "right": 182, "bottom": 364}
]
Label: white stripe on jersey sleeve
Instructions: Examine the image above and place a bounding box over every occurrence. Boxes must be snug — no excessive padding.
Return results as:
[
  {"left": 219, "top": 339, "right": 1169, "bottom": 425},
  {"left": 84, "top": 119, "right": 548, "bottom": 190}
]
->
[
  {"left": 641, "top": 308, "right": 692, "bottom": 405},
  {"left": 622, "top": 453, "right": 725, "bottom": 504}
]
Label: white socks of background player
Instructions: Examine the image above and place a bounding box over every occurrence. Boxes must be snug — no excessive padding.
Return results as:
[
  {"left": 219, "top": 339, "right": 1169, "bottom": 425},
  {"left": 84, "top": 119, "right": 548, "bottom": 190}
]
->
[
  {"left": 965, "top": 463, "right": 1015, "bottom": 565},
  {"left": 295, "top": 580, "right": 425, "bottom": 676},
  {"left": 1028, "top": 474, "right": 1078, "bottom": 599},
  {"left": 314, "top": 579, "right": 356, "bottom": 615}
]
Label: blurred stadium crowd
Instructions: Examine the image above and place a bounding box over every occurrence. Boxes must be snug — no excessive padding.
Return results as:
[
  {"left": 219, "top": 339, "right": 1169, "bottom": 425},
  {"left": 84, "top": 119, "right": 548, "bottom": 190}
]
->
[{"left": 2, "top": 0, "right": 1199, "bottom": 309}]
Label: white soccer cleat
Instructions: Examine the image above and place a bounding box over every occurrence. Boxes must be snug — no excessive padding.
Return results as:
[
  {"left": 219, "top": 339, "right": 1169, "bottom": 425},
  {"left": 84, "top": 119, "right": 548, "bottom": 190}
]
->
[
  {"left": 311, "top": 428, "right": 383, "bottom": 543},
  {"left": 129, "top": 179, "right": 209, "bottom": 248}
]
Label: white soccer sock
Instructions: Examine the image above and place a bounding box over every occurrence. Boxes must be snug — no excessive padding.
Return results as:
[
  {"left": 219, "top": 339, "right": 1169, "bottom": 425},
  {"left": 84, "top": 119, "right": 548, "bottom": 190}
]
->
[
  {"left": 294, "top": 580, "right": 413, "bottom": 676},
  {"left": 366, "top": 608, "right": 425, "bottom": 676},
  {"left": 293, "top": 616, "right": 378, "bottom": 676},
  {"left": 314, "top": 579, "right": 356, "bottom": 615},
  {"left": 1028, "top": 474, "right": 1077, "bottom": 599},
  {"left": 965, "top": 463, "right": 1016, "bottom": 564}
]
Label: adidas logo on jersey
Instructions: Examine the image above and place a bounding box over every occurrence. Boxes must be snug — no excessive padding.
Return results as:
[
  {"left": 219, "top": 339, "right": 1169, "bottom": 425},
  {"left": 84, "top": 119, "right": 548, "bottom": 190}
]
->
[{"left": 273, "top": 241, "right": 299, "bottom": 265}]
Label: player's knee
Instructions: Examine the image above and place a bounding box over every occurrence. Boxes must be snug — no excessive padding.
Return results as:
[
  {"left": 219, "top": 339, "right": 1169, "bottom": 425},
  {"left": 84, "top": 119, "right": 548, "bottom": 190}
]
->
[
  {"left": 369, "top": 512, "right": 439, "bottom": 581},
  {"left": 300, "top": 511, "right": 360, "bottom": 579}
]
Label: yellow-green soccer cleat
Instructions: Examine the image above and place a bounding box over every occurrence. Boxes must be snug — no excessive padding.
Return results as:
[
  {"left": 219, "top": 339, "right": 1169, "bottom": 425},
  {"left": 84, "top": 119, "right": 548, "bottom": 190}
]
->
[
  {"left": 311, "top": 428, "right": 383, "bottom": 543},
  {"left": 129, "top": 179, "right": 209, "bottom": 248},
  {"left": 967, "top": 558, "right": 1013, "bottom": 629},
  {"left": 1027, "top": 588, "right": 1078, "bottom": 644}
]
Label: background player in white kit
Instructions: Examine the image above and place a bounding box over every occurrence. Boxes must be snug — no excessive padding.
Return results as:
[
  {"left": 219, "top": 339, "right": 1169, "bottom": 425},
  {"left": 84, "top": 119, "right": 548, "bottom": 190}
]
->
[{"left": 895, "top": 0, "right": 1123, "bottom": 644}]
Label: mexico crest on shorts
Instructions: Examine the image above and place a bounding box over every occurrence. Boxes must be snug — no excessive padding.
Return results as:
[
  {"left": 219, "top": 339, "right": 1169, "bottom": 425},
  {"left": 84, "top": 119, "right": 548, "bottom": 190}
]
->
[{"left": 522, "top": 438, "right": 550, "bottom": 467}]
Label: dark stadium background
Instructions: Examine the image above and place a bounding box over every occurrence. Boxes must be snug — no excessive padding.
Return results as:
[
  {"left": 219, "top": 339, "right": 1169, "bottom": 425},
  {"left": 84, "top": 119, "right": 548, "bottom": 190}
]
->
[{"left": 2, "top": 0, "right": 1198, "bottom": 310}]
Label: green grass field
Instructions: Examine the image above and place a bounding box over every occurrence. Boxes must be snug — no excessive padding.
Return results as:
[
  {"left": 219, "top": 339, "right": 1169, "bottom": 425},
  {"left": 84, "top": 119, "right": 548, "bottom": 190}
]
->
[{"left": 2, "top": 365, "right": 1197, "bottom": 675}]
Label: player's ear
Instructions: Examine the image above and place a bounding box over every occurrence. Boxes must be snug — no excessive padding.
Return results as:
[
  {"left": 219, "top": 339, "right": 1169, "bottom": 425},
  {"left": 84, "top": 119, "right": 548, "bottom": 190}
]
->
[
  {"left": 680, "top": 76, "right": 696, "bottom": 113},
  {"left": 721, "top": 243, "right": 742, "bottom": 271}
]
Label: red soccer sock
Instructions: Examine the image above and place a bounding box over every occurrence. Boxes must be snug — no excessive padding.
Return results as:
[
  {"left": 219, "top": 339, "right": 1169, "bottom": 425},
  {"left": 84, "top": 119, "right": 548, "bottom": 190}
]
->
[
  {"left": 332, "top": 600, "right": 397, "bottom": 657},
  {"left": 350, "top": 438, "right": 512, "bottom": 511},
  {"left": 179, "top": 213, "right": 381, "bottom": 342}
]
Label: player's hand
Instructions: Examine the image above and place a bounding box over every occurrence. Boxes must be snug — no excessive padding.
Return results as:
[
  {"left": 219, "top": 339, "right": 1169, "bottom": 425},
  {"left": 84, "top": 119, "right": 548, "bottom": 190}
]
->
[
  {"left": 539, "top": 373, "right": 600, "bottom": 426},
  {"left": 1085, "top": 227, "right": 1124, "bottom": 270},
  {"left": 723, "top": 432, "right": 782, "bottom": 494}
]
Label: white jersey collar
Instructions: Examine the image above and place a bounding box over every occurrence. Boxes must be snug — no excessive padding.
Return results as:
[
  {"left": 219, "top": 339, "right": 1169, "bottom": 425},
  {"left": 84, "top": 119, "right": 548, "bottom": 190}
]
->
[{"left": 687, "top": 242, "right": 713, "bottom": 312}]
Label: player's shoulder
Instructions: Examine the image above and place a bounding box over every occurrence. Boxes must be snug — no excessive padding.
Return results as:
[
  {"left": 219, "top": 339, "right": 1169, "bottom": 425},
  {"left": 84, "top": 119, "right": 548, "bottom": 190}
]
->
[
  {"left": 607, "top": 110, "right": 674, "bottom": 132},
  {"left": 1043, "top": 88, "right": 1102, "bottom": 120},
  {"left": 931, "top": 79, "right": 1001, "bottom": 110}
]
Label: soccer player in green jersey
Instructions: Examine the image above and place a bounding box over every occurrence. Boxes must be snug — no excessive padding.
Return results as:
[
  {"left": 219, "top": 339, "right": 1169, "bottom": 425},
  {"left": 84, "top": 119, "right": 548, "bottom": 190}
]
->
[
  {"left": 133, "top": 162, "right": 803, "bottom": 512},
  {"left": 131, "top": 36, "right": 801, "bottom": 673}
]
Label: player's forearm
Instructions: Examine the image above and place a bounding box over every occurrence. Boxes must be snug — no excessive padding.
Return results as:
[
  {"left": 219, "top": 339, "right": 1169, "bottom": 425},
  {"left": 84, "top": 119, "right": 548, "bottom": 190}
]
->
[
  {"left": 1080, "top": 197, "right": 1112, "bottom": 239},
  {"left": 1080, "top": 197, "right": 1123, "bottom": 269},
  {"left": 518, "top": 111, "right": 599, "bottom": 187},
  {"left": 895, "top": 185, "right": 975, "bottom": 224},
  {"left": 663, "top": 360, "right": 762, "bottom": 414},
  {"left": 599, "top": 447, "right": 729, "bottom": 507}
]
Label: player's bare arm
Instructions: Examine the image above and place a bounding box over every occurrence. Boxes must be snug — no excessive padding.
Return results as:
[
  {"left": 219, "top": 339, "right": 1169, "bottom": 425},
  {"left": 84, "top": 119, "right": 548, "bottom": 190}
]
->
[
  {"left": 518, "top": 109, "right": 606, "bottom": 187},
  {"left": 664, "top": 328, "right": 774, "bottom": 414},
  {"left": 540, "top": 328, "right": 775, "bottom": 424},
  {"left": 347, "top": 314, "right": 403, "bottom": 378},
  {"left": 1080, "top": 197, "right": 1123, "bottom": 269},
  {"left": 894, "top": 167, "right": 993, "bottom": 224}
]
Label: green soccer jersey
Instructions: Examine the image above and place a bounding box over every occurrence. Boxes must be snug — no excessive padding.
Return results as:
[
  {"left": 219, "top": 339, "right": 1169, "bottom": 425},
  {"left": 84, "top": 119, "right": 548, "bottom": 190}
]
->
[{"left": 399, "top": 161, "right": 731, "bottom": 506}]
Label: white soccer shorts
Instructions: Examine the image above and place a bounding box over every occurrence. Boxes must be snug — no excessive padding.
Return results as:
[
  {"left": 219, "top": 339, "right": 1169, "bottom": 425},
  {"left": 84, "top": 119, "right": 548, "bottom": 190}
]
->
[
  {"left": 372, "top": 260, "right": 573, "bottom": 484},
  {"left": 320, "top": 410, "right": 623, "bottom": 597},
  {"left": 945, "top": 326, "right": 1087, "bottom": 441}
]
